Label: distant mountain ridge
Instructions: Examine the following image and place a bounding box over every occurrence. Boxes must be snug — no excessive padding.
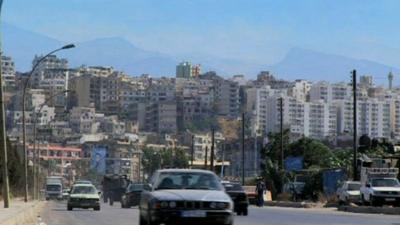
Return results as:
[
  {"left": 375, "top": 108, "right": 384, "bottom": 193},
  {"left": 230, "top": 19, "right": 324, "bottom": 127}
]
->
[
  {"left": 268, "top": 47, "right": 400, "bottom": 82},
  {"left": 3, "top": 23, "right": 399, "bottom": 83}
]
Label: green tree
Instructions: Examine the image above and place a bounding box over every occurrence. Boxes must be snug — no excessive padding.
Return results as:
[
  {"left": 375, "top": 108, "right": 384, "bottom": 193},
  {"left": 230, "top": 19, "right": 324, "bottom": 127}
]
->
[
  {"left": 142, "top": 147, "right": 189, "bottom": 178},
  {"left": 287, "top": 137, "right": 335, "bottom": 169},
  {"left": 0, "top": 138, "right": 24, "bottom": 196}
]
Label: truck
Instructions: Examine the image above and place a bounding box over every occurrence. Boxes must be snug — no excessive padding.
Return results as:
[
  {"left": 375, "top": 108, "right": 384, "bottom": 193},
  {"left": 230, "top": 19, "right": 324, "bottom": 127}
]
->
[
  {"left": 45, "top": 176, "right": 63, "bottom": 200},
  {"left": 359, "top": 157, "right": 400, "bottom": 206},
  {"left": 101, "top": 174, "right": 130, "bottom": 205}
]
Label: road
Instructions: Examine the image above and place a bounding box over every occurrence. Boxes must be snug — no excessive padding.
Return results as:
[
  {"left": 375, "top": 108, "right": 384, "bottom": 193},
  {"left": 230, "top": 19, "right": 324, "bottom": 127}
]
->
[{"left": 40, "top": 201, "right": 400, "bottom": 225}]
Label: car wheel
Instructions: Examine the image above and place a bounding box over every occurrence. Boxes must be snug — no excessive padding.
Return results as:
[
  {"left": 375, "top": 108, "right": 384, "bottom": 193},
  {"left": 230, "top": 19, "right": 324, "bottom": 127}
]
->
[
  {"left": 94, "top": 206, "right": 100, "bottom": 211},
  {"left": 243, "top": 207, "right": 248, "bottom": 216},
  {"left": 67, "top": 206, "right": 73, "bottom": 211},
  {"left": 139, "top": 214, "right": 146, "bottom": 225},
  {"left": 370, "top": 196, "right": 380, "bottom": 207},
  {"left": 361, "top": 194, "right": 367, "bottom": 206}
]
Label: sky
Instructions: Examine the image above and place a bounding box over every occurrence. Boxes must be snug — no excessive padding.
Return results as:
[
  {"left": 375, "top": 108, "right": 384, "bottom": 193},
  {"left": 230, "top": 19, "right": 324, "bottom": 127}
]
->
[{"left": 3, "top": 0, "right": 400, "bottom": 67}]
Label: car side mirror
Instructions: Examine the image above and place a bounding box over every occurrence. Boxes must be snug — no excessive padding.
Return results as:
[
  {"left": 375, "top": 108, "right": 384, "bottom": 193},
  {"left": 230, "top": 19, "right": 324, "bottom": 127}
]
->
[
  {"left": 144, "top": 184, "right": 152, "bottom": 191},
  {"left": 98, "top": 191, "right": 102, "bottom": 195},
  {"left": 366, "top": 183, "right": 371, "bottom": 188}
]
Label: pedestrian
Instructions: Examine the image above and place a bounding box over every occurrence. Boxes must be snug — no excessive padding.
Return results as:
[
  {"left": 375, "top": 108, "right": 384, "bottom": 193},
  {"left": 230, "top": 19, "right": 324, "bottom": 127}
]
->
[{"left": 255, "top": 177, "right": 266, "bottom": 207}]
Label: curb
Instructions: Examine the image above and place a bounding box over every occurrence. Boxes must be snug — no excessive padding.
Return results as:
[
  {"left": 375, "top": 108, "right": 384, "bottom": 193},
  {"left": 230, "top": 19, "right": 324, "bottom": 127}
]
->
[
  {"left": 264, "top": 201, "right": 320, "bottom": 208},
  {"left": 338, "top": 205, "right": 400, "bottom": 215},
  {"left": 1, "top": 201, "right": 47, "bottom": 225}
]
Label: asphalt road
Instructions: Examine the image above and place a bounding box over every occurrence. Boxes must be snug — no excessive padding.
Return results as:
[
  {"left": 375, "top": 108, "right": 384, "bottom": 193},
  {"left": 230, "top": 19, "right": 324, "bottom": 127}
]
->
[{"left": 40, "top": 201, "right": 400, "bottom": 225}]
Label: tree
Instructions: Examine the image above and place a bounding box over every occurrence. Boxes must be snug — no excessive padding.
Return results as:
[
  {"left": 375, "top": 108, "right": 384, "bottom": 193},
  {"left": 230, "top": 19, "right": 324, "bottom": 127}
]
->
[
  {"left": 142, "top": 147, "right": 189, "bottom": 178},
  {"left": 287, "top": 137, "right": 335, "bottom": 169},
  {"left": 0, "top": 138, "right": 24, "bottom": 196}
]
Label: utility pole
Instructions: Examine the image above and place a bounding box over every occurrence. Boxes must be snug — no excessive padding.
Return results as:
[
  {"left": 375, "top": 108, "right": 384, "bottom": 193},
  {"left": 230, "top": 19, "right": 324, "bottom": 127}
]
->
[
  {"left": 210, "top": 128, "right": 215, "bottom": 172},
  {"left": 0, "top": 0, "right": 10, "bottom": 207},
  {"left": 242, "top": 113, "right": 245, "bottom": 186},
  {"left": 204, "top": 146, "right": 208, "bottom": 170},
  {"left": 280, "top": 98, "right": 284, "bottom": 170},
  {"left": 190, "top": 134, "right": 194, "bottom": 168},
  {"left": 352, "top": 70, "right": 358, "bottom": 180}
]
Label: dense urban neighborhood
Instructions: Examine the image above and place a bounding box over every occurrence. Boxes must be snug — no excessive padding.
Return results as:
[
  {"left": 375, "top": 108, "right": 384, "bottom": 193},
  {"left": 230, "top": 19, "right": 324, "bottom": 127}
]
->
[
  {"left": 3, "top": 1, "right": 400, "bottom": 224},
  {"left": 1, "top": 53, "right": 399, "bottom": 191}
]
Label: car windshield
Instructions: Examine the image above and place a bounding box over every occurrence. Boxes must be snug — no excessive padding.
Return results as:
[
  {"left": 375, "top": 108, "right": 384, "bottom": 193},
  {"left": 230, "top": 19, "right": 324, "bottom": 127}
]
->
[
  {"left": 155, "top": 172, "right": 223, "bottom": 191},
  {"left": 223, "top": 183, "right": 244, "bottom": 191},
  {"left": 129, "top": 184, "right": 144, "bottom": 192},
  {"left": 76, "top": 180, "right": 91, "bottom": 184},
  {"left": 71, "top": 186, "right": 97, "bottom": 194},
  {"left": 371, "top": 179, "right": 400, "bottom": 187},
  {"left": 347, "top": 183, "right": 360, "bottom": 190},
  {"left": 46, "top": 184, "right": 61, "bottom": 191}
]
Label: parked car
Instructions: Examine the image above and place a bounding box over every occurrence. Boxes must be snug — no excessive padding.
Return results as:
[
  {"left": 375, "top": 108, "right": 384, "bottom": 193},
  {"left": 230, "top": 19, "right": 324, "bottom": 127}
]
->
[
  {"left": 67, "top": 184, "right": 101, "bottom": 211},
  {"left": 139, "top": 169, "right": 234, "bottom": 225},
  {"left": 221, "top": 181, "right": 249, "bottom": 216},
  {"left": 336, "top": 181, "right": 361, "bottom": 204},
  {"left": 62, "top": 188, "right": 70, "bottom": 200},
  {"left": 74, "top": 180, "right": 93, "bottom": 185},
  {"left": 121, "top": 183, "right": 144, "bottom": 208}
]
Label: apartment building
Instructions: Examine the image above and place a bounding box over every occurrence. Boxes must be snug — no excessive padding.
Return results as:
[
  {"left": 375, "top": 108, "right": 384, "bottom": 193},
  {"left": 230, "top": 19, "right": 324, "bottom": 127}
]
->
[
  {"left": 32, "top": 55, "right": 68, "bottom": 88},
  {"left": 1, "top": 56, "right": 16, "bottom": 90},
  {"left": 336, "top": 98, "right": 391, "bottom": 139}
]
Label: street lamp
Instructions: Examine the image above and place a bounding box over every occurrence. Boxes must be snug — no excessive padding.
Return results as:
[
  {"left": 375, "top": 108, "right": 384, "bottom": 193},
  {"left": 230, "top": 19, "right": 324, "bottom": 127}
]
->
[
  {"left": 22, "top": 44, "right": 75, "bottom": 202},
  {"left": 0, "top": 0, "right": 11, "bottom": 208},
  {"left": 32, "top": 90, "right": 71, "bottom": 199}
]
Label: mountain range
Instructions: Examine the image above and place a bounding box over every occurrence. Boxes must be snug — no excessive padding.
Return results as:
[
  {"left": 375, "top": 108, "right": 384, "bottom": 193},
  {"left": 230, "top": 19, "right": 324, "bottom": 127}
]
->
[{"left": 3, "top": 23, "right": 399, "bottom": 83}]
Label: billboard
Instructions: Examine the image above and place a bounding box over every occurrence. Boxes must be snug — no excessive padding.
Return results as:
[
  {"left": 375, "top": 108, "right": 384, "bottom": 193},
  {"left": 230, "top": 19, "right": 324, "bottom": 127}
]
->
[
  {"left": 284, "top": 156, "right": 303, "bottom": 172},
  {"left": 90, "top": 147, "right": 107, "bottom": 174}
]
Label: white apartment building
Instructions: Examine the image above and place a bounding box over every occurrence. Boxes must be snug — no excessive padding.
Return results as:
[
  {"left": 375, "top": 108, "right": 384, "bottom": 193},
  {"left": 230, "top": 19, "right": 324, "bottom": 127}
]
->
[
  {"left": 34, "top": 105, "right": 56, "bottom": 126},
  {"left": 193, "top": 132, "right": 225, "bottom": 162},
  {"left": 253, "top": 86, "right": 287, "bottom": 135},
  {"left": 261, "top": 95, "right": 336, "bottom": 140},
  {"left": 310, "top": 81, "right": 370, "bottom": 103},
  {"left": 335, "top": 98, "right": 391, "bottom": 139},
  {"left": 32, "top": 55, "right": 68, "bottom": 88},
  {"left": 39, "top": 68, "right": 69, "bottom": 107},
  {"left": 1, "top": 56, "right": 16, "bottom": 89},
  {"left": 304, "top": 101, "right": 337, "bottom": 139},
  {"left": 288, "top": 80, "right": 311, "bottom": 102}
]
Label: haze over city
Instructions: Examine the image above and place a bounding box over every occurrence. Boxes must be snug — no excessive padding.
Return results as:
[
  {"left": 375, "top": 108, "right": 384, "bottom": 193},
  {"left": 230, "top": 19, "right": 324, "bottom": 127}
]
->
[{"left": 3, "top": 0, "right": 400, "bottom": 83}]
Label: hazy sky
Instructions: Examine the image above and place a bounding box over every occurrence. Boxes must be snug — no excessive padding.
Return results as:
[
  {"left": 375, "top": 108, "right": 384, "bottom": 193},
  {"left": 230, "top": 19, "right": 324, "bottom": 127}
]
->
[{"left": 4, "top": 0, "right": 400, "bottom": 66}]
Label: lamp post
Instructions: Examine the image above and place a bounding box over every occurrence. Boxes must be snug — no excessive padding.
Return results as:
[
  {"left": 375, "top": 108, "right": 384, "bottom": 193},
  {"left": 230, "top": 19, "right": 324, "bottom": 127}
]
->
[
  {"left": 22, "top": 44, "right": 75, "bottom": 202},
  {"left": 0, "top": 0, "right": 10, "bottom": 208},
  {"left": 32, "top": 90, "right": 71, "bottom": 199}
]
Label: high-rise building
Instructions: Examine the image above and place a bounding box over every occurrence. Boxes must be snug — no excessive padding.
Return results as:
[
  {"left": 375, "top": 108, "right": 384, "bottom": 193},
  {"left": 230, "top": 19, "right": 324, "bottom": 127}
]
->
[
  {"left": 32, "top": 55, "right": 68, "bottom": 88},
  {"left": 1, "top": 56, "right": 16, "bottom": 90},
  {"left": 335, "top": 98, "right": 391, "bottom": 139},
  {"left": 176, "top": 61, "right": 192, "bottom": 78},
  {"left": 192, "top": 64, "right": 201, "bottom": 77}
]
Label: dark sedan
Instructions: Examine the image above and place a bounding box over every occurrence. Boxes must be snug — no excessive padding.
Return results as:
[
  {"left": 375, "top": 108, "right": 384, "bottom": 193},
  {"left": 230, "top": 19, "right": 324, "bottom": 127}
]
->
[
  {"left": 139, "top": 169, "right": 234, "bottom": 225},
  {"left": 222, "top": 181, "right": 249, "bottom": 216},
  {"left": 121, "top": 183, "right": 144, "bottom": 208}
]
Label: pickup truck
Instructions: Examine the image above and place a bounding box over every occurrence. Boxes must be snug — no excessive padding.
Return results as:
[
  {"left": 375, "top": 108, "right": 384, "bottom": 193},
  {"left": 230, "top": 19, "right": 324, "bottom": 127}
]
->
[{"left": 360, "top": 168, "right": 400, "bottom": 206}]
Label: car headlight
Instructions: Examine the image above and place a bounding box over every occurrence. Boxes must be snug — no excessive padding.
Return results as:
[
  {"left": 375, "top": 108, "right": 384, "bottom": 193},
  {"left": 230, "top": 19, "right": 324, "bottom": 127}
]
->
[
  {"left": 210, "top": 202, "right": 217, "bottom": 209},
  {"left": 217, "top": 202, "right": 226, "bottom": 209},
  {"left": 160, "top": 201, "right": 168, "bottom": 208},
  {"left": 169, "top": 201, "right": 177, "bottom": 208}
]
